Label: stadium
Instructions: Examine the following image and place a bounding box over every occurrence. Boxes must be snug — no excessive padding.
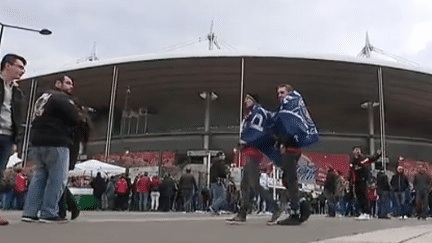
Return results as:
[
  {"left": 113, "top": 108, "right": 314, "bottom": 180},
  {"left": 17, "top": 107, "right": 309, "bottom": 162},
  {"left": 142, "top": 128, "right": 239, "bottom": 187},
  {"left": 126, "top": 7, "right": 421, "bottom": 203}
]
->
[{"left": 19, "top": 50, "right": 432, "bottom": 177}]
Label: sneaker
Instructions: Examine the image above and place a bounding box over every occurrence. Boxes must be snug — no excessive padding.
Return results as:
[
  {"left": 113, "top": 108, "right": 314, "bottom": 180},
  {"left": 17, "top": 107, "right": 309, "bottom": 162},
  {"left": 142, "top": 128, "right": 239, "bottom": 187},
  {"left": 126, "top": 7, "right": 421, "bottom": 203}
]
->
[
  {"left": 39, "top": 216, "right": 69, "bottom": 224},
  {"left": 21, "top": 216, "right": 39, "bottom": 223},
  {"left": 209, "top": 207, "right": 219, "bottom": 216},
  {"left": 0, "top": 217, "right": 9, "bottom": 225},
  {"left": 355, "top": 213, "right": 370, "bottom": 220},
  {"left": 277, "top": 214, "right": 301, "bottom": 225},
  {"left": 267, "top": 207, "right": 283, "bottom": 225},
  {"left": 71, "top": 209, "right": 80, "bottom": 220}
]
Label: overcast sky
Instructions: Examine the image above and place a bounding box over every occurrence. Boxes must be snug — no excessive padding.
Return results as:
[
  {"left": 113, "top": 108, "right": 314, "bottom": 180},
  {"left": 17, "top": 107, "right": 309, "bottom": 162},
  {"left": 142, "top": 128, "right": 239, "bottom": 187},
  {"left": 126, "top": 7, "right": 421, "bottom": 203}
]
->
[{"left": 2, "top": 0, "right": 432, "bottom": 77}]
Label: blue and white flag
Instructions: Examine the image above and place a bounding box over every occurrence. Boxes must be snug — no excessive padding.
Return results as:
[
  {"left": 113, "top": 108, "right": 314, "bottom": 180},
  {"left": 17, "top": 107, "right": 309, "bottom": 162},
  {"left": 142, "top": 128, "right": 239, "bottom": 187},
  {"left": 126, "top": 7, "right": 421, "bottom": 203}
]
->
[{"left": 273, "top": 90, "right": 319, "bottom": 148}]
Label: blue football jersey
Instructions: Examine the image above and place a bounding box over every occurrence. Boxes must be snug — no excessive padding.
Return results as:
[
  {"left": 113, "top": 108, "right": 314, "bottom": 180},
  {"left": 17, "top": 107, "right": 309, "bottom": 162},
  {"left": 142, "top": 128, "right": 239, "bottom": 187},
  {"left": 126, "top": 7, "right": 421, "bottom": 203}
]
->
[
  {"left": 272, "top": 90, "right": 318, "bottom": 148},
  {"left": 240, "top": 104, "right": 279, "bottom": 162}
]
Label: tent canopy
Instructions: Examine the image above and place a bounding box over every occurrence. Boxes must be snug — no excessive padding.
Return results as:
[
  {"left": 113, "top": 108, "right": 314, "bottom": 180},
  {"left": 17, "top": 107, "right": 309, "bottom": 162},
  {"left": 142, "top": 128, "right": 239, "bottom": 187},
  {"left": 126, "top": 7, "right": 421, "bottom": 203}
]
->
[{"left": 69, "top": 159, "right": 126, "bottom": 178}]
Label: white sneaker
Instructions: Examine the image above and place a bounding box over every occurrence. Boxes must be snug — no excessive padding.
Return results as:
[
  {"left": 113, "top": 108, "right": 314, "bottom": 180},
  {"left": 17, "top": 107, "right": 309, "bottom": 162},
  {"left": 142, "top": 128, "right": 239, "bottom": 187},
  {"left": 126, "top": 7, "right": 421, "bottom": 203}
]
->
[{"left": 356, "top": 213, "right": 370, "bottom": 220}]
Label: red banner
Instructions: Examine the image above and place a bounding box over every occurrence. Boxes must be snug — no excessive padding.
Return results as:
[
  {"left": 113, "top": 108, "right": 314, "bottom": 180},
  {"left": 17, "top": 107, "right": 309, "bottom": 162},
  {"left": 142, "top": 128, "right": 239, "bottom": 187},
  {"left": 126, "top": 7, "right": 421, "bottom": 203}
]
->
[{"left": 93, "top": 151, "right": 175, "bottom": 167}]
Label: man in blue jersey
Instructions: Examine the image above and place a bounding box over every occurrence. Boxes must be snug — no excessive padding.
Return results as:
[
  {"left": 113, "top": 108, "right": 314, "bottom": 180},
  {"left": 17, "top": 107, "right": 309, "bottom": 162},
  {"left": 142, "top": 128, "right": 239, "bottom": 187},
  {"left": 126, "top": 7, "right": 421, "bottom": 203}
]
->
[
  {"left": 272, "top": 84, "right": 318, "bottom": 225},
  {"left": 226, "top": 94, "right": 283, "bottom": 224}
]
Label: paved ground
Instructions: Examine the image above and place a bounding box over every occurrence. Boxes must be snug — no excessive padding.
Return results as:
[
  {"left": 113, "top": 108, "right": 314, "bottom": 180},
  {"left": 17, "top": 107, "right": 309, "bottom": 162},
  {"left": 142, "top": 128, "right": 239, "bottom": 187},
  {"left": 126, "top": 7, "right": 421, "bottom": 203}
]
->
[{"left": 1, "top": 210, "right": 432, "bottom": 243}]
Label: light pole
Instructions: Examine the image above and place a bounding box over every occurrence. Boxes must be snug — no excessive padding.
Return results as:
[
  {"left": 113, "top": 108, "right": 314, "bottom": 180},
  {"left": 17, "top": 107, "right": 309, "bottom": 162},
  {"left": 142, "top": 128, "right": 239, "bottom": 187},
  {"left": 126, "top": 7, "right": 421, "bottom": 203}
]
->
[
  {"left": 0, "top": 22, "right": 52, "bottom": 51},
  {"left": 199, "top": 91, "right": 218, "bottom": 172},
  {"left": 361, "top": 101, "right": 379, "bottom": 170}
]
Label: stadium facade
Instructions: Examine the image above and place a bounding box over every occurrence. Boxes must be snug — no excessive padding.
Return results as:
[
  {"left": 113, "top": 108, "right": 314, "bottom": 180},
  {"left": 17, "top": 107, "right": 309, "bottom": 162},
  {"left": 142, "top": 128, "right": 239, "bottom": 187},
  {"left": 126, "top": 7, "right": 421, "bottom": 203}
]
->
[{"left": 20, "top": 51, "right": 432, "bottom": 171}]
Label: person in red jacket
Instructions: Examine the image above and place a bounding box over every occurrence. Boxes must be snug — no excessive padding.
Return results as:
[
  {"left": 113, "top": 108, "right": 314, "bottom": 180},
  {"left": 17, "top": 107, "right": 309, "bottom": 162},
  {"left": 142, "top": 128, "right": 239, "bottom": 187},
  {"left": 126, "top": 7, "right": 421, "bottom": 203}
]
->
[
  {"left": 150, "top": 176, "right": 160, "bottom": 211},
  {"left": 115, "top": 174, "right": 130, "bottom": 211},
  {"left": 137, "top": 172, "right": 151, "bottom": 211}
]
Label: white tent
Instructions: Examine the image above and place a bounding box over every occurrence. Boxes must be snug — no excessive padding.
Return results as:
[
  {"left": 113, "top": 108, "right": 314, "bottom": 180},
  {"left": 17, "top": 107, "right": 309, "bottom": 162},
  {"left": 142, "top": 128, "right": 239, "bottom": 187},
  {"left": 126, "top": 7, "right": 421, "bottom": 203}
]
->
[{"left": 69, "top": 159, "right": 126, "bottom": 178}]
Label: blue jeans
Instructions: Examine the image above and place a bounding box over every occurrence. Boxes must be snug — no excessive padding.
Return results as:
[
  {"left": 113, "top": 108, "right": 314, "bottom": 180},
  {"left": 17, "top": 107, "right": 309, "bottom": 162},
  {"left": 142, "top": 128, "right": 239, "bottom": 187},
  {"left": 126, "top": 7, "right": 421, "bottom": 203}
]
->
[
  {"left": 392, "top": 190, "right": 410, "bottom": 217},
  {"left": 0, "top": 135, "right": 13, "bottom": 181},
  {"left": 139, "top": 192, "right": 149, "bottom": 211},
  {"left": 23, "top": 147, "right": 69, "bottom": 219},
  {"left": 210, "top": 183, "right": 226, "bottom": 212},
  {"left": 377, "top": 190, "right": 391, "bottom": 216}
]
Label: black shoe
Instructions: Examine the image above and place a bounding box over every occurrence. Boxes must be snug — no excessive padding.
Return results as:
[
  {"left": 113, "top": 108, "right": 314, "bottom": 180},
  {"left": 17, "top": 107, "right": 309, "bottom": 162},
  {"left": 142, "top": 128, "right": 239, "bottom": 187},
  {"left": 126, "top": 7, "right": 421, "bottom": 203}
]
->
[
  {"left": 71, "top": 209, "right": 80, "bottom": 220},
  {"left": 21, "top": 216, "right": 39, "bottom": 223},
  {"left": 226, "top": 215, "right": 246, "bottom": 224},
  {"left": 277, "top": 214, "right": 301, "bottom": 225},
  {"left": 299, "top": 200, "right": 311, "bottom": 222},
  {"left": 267, "top": 207, "right": 283, "bottom": 225},
  {"left": 378, "top": 215, "right": 391, "bottom": 219},
  {"left": 39, "top": 216, "right": 69, "bottom": 224}
]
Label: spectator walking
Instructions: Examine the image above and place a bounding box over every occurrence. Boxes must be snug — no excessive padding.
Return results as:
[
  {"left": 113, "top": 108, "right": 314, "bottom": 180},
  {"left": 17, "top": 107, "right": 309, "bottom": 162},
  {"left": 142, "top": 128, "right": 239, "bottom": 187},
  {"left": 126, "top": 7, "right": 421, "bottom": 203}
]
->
[
  {"left": 58, "top": 96, "right": 91, "bottom": 219},
  {"left": 115, "top": 174, "right": 130, "bottom": 211},
  {"left": 137, "top": 172, "right": 151, "bottom": 211},
  {"left": 150, "top": 175, "right": 160, "bottom": 211},
  {"left": 130, "top": 174, "right": 140, "bottom": 211},
  {"left": 159, "top": 174, "right": 176, "bottom": 212},
  {"left": 323, "top": 167, "right": 339, "bottom": 217},
  {"left": 390, "top": 165, "right": 410, "bottom": 219},
  {"left": 209, "top": 152, "right": 228, "bottom": 215},
  {"left": 0, "top": 54, "right": 26, "bottom": 225},
  {"left": 376, "top": 170, "right": 391, "bottom": 219},
  {"left": 178, "top": 168, "right": 197, "bottom": 212},
  {"left": 22, "top": 75, "right": 80, "bottom": 223},
  {"left": 103, "top": 176, "right": 116, "bottom": 210},
  {"left": 90, "top": 172, "right": 107, "bottom": 210},
  {"left": 413, "top": 165, "right": 431, "bottom": 220}
]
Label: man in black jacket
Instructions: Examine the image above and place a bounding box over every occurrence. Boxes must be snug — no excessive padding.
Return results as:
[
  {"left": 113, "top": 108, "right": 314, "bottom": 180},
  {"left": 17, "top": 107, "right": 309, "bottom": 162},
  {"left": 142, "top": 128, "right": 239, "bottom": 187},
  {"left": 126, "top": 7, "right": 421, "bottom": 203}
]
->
[
  {"left": 0, "top": 54, "right": 26, "bottom": 226},
  {"left": 22, "top": 75, "right": 80, "bottom": 223},
  {"left": 390, "top": 165, "right": 410, "bottom": 219},
  {"left": 209, "top": 152, "right": 227, "bottom": 215},
  {"left": 323, "top": 167, "right": 339, "bottom": 217},
  {"left": 413, "top": 165, "right": 431, "bottom": 220},
  {"left": 178, "top": 168, "right": 197, "bottom": 212}
]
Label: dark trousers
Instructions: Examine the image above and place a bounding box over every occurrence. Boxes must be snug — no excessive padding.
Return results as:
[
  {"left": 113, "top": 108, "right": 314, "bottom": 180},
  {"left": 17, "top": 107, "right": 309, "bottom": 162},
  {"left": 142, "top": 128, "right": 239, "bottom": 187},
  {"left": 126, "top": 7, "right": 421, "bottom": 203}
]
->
[
  {"left": 355, "top": 180, "right": 369, "bottom": 214},
  {"left": 280, "top": 152, "right": 301, "bottom": 212},
  {"left": 58, "top": 187, "right": 79, "bottom": 218},
  {"left": 238, "top": 156, "right": 279, "bottom": 217},
  {"left": 416, "top": 189, "right": 429, "bottom": 218},
  {"left": 0, "top": 135, "right": 13, "bottom": 182}
]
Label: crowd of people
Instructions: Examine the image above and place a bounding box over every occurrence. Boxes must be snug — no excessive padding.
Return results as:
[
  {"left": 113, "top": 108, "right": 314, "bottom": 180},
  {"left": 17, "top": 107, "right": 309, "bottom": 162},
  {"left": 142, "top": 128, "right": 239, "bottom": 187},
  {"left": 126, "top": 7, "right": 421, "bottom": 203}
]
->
[
  {"left": 84, "top": 169, "right": 240, "bottom": 213},
  {"left": 317, "top": 148, "right": 432, "bottom": 220},
  {"left": 0, "top": 52, "right": 431, "bottom": 229}
]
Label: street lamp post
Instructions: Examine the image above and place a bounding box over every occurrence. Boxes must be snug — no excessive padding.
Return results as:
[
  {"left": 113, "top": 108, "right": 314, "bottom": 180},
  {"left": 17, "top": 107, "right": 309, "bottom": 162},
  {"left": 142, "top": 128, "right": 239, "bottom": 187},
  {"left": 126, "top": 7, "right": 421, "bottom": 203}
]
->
[{"left": 0, "top": 22, "right": 52, "bottom": 50}]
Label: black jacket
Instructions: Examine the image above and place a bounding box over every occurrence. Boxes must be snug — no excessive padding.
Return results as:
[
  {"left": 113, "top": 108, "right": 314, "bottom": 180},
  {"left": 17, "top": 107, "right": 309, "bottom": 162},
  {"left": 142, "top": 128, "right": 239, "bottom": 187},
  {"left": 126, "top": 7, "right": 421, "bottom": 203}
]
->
[
  {"left": 210, "top": 159, "right": 227, "bottom": 184},
  {"left": 178, "top": 173, "right": 197, "bottom": 190},
  {"left": 376, "top": 171, "right": 391, "bottom": 191},
  {"left": 30, "top": 90, "right": 79, "bottom": 147},
  {"left": 390, "top": 172, "right": 410, "bottom": 192},
  {"left": 0, "top": 78, "right": 25, "bottom": 145}
]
